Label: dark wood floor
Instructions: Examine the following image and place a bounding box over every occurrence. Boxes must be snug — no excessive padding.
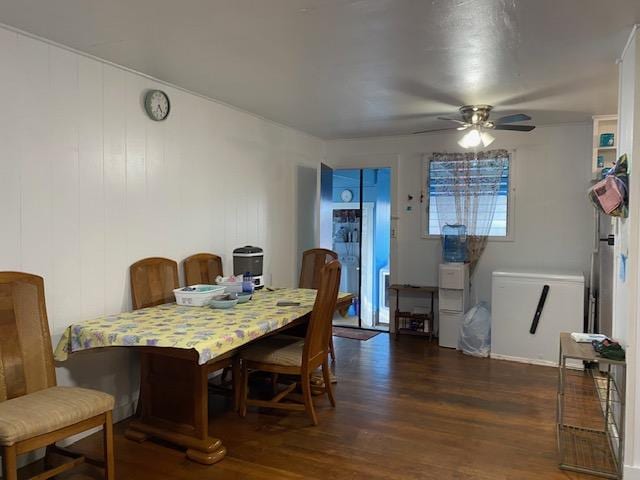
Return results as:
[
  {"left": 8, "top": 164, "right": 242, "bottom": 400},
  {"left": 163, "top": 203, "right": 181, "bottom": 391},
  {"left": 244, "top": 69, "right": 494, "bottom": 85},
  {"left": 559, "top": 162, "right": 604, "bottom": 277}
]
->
[{"left": 37, "top": 334, "right": 590, "bottom": 479}]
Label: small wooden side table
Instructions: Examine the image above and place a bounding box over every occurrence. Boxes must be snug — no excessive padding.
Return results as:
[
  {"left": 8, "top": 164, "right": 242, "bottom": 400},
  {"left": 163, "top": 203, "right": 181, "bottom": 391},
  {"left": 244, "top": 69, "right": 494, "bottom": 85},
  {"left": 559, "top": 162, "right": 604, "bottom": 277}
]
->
[{"left": 389, "top": 284, "right": 438, "bottom": 340}]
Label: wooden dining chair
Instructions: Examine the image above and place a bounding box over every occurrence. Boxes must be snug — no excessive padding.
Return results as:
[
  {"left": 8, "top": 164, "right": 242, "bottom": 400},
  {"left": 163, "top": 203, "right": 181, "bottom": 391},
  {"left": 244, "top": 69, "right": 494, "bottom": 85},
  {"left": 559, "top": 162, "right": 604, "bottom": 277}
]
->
[
  {"left": 299, "top": 248, "right": 339, "bottom": 361},
  {"left": 240, "top": 260, "right": 341, "bottom": 425},
  {"left": 130, "top": 257, "right": 179, "bottom": 310},
  {"left": 0, "top": 272, "right": 115, "bottom": 480},
  {"left": 183, "top": 253, "right": 223, "bottom": 286},
  {"left": 299, "top": 248, "right": 338, "bottom": 289}
]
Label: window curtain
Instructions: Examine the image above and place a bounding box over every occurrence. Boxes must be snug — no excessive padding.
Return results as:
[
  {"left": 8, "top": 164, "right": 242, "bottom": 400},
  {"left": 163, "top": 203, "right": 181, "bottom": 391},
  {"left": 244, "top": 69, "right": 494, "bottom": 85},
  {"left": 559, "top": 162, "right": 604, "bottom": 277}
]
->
[{"left": 430, "top": 149, "right": 510, "bottom": 273}]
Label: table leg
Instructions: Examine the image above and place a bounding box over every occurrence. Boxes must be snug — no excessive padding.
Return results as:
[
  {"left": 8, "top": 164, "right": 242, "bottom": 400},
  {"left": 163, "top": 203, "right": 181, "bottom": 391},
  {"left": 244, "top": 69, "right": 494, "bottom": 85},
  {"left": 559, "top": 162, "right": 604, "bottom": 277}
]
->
[{"left": 124, "top": 352, "right": 227, "bottom": 465}]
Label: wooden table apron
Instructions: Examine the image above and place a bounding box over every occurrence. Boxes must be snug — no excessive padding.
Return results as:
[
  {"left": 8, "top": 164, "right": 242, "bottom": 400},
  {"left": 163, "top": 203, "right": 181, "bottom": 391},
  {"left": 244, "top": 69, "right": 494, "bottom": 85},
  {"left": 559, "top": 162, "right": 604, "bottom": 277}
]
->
[{"left": 121, "top": 294, "right": 352, "bottom": 465}]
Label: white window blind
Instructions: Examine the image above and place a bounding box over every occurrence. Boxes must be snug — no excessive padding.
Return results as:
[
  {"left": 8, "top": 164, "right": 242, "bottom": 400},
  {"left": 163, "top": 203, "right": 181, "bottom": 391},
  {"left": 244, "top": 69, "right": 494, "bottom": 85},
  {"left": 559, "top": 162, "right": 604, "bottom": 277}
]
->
[{"left": 426, "top": 155, "right": 511, "bottom": 237}]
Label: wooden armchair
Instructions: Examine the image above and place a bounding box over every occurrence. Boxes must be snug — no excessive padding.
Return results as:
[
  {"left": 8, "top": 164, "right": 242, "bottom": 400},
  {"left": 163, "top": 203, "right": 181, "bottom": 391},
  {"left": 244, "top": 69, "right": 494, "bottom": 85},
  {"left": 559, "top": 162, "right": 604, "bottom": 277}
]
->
[
  {"left": 130, "top": 257, "right": 179, "bottom": 310},
  {"left": 183, "top": 253, "right": 223, "bottom": 286},
  {"left": 0, "top": 272, "right": 115, "bottom": 480},
  {"left": 299, "top": 248, "right": 339, "bottom": 361},
  {"left": 240, "top": 260, "right": 341, "bottom": 425}
]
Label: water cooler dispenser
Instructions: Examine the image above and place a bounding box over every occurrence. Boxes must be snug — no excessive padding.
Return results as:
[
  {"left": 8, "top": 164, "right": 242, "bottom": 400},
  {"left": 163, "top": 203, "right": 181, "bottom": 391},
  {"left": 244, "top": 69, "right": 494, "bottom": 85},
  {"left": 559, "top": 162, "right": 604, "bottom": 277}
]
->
[{"left": 438, "top": 263, "right": 470, "bottom": 348}]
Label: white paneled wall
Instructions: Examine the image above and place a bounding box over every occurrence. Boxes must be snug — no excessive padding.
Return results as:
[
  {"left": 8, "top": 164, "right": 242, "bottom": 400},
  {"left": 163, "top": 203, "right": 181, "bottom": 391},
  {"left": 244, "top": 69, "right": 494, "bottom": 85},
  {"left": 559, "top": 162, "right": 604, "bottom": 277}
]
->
[{"left": 0, "top": 26, "right": 323, "bottom": 415}]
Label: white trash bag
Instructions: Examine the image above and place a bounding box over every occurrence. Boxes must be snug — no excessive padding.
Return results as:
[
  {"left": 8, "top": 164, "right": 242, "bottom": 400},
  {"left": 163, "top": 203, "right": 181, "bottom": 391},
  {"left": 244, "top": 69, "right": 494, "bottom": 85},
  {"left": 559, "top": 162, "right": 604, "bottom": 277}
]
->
[{"left": 458, "top": 302, "right": 491, "bottom": 357}]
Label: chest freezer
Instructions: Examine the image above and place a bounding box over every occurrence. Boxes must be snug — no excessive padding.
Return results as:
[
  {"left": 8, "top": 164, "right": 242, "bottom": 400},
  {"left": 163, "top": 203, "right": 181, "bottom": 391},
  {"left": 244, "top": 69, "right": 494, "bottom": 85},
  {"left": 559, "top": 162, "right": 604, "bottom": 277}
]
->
[{"left": 491, "top": 270, "right": 585, "bottom": 366}]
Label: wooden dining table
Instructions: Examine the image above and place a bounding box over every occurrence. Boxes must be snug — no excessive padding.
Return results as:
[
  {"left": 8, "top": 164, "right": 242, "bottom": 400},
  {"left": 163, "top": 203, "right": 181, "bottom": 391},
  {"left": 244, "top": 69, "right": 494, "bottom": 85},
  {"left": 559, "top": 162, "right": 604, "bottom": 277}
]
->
[{"left": 54, "top": 288, "right": 353, "bottom": 465}]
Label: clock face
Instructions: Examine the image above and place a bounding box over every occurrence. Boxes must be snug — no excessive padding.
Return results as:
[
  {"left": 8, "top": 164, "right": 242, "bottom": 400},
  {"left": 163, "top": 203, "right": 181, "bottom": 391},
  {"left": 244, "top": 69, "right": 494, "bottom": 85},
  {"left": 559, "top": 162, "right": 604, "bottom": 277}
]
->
[
  {"left": 341, "top": 189, "right": 353, "bottom": 202},
  {"left": 144, "top": 90, "right": 170, "bottom": 121}
]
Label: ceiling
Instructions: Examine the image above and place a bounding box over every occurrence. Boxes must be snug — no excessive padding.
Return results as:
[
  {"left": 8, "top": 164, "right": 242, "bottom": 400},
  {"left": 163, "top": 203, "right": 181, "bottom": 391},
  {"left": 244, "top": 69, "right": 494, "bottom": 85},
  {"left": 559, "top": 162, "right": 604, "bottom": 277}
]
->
[{"left": 0, "top": 0, "right": 638, "bottom": 139}]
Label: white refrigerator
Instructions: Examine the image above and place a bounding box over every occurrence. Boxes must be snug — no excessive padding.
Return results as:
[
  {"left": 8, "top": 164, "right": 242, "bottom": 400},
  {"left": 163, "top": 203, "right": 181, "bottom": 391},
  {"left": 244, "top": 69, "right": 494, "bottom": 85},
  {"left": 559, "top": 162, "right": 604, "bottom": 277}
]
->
[{"left": 491, "top": 270, "right": 585, "bottom": 366}]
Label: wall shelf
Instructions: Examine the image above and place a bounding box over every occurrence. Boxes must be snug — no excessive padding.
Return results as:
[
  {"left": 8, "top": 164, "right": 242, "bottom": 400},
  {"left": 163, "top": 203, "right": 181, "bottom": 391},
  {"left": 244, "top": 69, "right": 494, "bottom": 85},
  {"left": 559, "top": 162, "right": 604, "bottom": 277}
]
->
[{"left": 592, "top": 115, "right": 618, "bottom": 180}]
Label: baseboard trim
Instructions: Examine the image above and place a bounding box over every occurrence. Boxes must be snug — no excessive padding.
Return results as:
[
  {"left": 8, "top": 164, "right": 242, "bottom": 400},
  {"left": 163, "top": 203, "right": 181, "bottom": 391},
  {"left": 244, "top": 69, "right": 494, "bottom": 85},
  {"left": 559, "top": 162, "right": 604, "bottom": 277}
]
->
[
  {"left": 490, "top": 353, "right": 557, "bottom": 367},
  {"left": 490, "top": 353, "right": 585, "bottom": 370},
  {"left": 625, "top": 464, "right": 640, "bottom": 479},
  {"left": 114, "top": 398, "right": 137, "bottom": 422}
]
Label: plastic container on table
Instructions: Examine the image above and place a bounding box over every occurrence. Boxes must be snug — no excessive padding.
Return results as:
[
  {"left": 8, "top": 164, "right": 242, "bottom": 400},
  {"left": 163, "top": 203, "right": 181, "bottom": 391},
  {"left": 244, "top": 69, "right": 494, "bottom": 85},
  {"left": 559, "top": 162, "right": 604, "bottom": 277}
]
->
[
  {"left": 173, "top": 285, "right": 226, "bottom": 306},
  {"left": 242, "top": 272, "right": 255, "bottom": 293},
  {"left": 216, "top": 276, "right": 244, "bottom": 294}
]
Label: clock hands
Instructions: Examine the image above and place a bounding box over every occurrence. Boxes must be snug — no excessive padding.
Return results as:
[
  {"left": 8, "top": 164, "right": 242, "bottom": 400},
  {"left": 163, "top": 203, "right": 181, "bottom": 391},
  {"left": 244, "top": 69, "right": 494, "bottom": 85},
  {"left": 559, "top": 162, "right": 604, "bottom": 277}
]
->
[{"left": 145, "top": 90, "right": 169, "bottom": 120}]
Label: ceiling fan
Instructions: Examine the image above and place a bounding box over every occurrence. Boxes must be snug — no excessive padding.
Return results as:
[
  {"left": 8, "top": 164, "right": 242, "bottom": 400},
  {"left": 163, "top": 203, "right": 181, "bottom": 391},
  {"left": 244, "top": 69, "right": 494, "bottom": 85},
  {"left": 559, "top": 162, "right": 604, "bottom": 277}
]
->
[{"left": 413, "top": 105, "right": 536, "bottom": 147}]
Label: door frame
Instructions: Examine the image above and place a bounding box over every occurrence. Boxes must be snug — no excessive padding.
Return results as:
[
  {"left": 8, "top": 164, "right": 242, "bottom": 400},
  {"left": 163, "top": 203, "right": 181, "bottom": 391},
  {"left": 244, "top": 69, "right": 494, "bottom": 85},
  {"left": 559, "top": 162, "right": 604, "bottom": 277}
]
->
[
  {"left": 322, "top": 154, "right": 398, "bottom": 292},
  {"left": 323, "top": 155, "right": 398, "bottom": 331}
]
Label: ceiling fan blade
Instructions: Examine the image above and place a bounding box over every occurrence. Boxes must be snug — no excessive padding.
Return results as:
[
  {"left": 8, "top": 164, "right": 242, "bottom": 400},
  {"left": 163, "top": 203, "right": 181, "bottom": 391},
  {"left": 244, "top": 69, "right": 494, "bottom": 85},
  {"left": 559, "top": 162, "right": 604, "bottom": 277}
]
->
[
  {"left": 494, "top": 113, "right": 532, "bottom": 124},
  {"left": 437, "top": 116, "right": 468, "bottom": 125},
  {"left": 493, "top": 124, "right": 536, "bottom": 132},
  {"left": 413, "top": 127, "right": 461, "bottom": 135}
]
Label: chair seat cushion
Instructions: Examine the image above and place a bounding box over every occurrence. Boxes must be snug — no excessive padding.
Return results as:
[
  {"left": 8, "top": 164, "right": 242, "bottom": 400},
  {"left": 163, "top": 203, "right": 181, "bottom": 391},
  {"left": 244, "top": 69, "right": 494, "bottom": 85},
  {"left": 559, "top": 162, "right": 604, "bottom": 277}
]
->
[
  {"left": 0, "top": 386, "right": 114, "bottom": 446},
  {"left": 241, "top": 334, "right": 305, "bottom": 367}
]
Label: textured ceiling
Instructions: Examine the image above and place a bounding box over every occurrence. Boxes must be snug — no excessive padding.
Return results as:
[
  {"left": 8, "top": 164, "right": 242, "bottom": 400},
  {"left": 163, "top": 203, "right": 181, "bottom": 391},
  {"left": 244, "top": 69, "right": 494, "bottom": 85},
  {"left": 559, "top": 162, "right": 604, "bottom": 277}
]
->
[{"left": 0, "top": 0, "right": 638, "bottom": 139}]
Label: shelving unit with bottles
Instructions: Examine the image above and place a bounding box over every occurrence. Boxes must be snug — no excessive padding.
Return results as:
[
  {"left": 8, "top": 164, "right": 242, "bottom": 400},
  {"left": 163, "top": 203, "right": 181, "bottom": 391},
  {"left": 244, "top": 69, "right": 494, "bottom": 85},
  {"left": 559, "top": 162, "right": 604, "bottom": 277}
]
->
[{"left": 592, "top": 115, "right": 618, "bottom": 180}]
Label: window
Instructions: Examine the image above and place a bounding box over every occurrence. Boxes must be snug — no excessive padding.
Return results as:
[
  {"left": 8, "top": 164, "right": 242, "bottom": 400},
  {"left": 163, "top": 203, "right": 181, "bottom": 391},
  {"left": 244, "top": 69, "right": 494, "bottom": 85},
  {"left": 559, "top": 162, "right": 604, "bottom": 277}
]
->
[{"left": 422, "top": 151, "right": 514, "bottom": 240}]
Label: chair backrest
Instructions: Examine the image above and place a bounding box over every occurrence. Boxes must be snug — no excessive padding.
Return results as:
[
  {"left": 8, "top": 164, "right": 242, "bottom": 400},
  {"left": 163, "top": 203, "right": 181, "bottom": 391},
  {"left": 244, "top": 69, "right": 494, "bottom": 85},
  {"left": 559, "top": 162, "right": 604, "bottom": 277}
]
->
[
  {"left": 183, "top": 253, "right": 223, "bottom": 286},
  {"left": 130, "top": 257, "right": 179, "bottom": 310},
  {"left": 0, "top": 272, "right": 56, "bottom": 401},
  {"left": 303, "top": 260, "right": 341, "bottom": 369},
  {"left": 299, "top": 248, "right": 338, "bottom": 289}
]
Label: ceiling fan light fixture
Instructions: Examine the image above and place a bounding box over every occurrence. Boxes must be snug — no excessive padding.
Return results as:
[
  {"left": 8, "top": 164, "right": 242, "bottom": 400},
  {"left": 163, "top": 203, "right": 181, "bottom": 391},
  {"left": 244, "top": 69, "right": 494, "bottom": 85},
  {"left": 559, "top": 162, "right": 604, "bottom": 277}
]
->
[
  {"left": 458, "top": 128, "right": 482, "bottom": 148},
  {"left": 413, "top": 104, "right": 535, "bottom": 137},
  {"left": 457, "top": 128, "right": 495, "bottom": 149},
  {"left": 480, "top": 131, "right": 495, "bottom": 147}
]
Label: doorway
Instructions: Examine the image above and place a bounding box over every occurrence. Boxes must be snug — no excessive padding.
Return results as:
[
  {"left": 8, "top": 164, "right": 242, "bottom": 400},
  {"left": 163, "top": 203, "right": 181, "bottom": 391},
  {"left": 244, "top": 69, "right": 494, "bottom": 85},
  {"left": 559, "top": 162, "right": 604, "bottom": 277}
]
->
[{"left": 329, "top": 168, "right": 391, "bottom": 330}]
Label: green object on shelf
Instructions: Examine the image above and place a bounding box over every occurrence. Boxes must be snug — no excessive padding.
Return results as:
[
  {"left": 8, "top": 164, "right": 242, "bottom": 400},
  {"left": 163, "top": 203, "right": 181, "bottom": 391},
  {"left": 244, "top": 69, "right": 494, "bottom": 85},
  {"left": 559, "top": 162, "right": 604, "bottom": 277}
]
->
[{"left": 593, "top": 339, "right": 626, "bottom": 361}]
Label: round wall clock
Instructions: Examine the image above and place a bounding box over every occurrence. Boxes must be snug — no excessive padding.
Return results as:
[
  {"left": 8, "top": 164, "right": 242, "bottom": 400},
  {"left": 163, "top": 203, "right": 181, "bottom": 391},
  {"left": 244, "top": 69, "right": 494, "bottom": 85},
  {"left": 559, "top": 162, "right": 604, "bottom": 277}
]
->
[
  {"left": 341, "top": 189, "right": 353, "bottom": 202},
  {"left": 144, "top": 89, "right": 170, "bottom": 121}
]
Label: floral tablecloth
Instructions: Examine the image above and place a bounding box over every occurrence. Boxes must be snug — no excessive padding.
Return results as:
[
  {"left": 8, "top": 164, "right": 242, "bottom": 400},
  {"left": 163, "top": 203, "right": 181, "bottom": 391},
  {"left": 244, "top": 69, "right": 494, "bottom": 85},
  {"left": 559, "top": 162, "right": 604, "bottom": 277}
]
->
[{"left": 55, "top": 288, "right": 351, "bottom": 365}]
